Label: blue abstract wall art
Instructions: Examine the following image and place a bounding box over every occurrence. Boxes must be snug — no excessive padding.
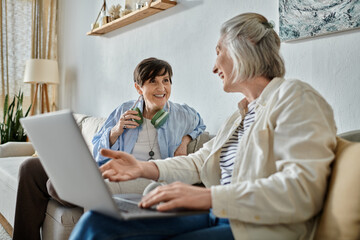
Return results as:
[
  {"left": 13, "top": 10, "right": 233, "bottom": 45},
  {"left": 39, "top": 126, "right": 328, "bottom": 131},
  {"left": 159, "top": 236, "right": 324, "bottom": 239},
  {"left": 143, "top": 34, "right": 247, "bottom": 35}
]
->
[{"left": 279, "top": 0, "right": 360, "bottom": 41}]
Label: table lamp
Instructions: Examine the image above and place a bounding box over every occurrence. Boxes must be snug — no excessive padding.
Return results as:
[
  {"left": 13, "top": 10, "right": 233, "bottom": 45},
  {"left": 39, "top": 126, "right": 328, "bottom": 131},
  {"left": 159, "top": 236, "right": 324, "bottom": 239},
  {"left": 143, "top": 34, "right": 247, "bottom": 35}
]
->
[{"left": 23, "top": 59, "right": 59, "bottom": 115}]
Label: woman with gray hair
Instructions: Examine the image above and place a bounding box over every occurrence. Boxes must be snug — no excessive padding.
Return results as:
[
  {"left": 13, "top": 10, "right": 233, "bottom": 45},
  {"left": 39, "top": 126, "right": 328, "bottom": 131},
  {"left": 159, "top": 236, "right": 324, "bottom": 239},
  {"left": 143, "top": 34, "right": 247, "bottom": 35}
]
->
[{"left": 69, "top": 13, "right": 337, "bottom": 240}]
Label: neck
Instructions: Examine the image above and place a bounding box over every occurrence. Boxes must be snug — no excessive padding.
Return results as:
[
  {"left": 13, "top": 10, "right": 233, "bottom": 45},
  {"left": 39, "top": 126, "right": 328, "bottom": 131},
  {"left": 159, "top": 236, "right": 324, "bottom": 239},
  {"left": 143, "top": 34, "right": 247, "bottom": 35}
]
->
[
  {"left": 240, "top": 76, "right": 271, "bottom": 102},
  {"left": 143, "top": 106, "right": 161, "bottom": 119}
]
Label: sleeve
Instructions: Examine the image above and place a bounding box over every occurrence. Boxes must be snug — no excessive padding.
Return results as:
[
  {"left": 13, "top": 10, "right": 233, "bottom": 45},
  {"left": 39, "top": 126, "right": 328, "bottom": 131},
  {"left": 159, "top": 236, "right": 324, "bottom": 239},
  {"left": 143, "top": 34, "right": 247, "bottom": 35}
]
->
[
  {"left": 179, "top": 103, "right": 206, "bottom": 140},
  {"left": 92, "top": 105, "right": 125, "bottom": 164},
  {"left": 211, "top": 88, "right": 337, "bottom": 224},
  {"left": 152, "top": 138, "right": 214, "bottom": 184}
]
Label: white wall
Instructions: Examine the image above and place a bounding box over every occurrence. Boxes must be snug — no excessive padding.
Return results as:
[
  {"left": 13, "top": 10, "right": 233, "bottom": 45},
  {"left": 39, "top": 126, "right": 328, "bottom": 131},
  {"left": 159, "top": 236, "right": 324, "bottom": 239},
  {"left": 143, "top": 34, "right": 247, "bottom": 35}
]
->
[{"left": 58, "top": 0, "right": 360, "bottom": 134}]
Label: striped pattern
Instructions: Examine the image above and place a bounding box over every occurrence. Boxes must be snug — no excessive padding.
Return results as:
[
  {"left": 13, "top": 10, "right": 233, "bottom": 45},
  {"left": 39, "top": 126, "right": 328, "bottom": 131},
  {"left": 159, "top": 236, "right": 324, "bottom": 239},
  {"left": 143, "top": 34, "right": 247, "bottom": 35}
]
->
[{"left": 220, "top": 100, "right": 257, "bottom": 185}]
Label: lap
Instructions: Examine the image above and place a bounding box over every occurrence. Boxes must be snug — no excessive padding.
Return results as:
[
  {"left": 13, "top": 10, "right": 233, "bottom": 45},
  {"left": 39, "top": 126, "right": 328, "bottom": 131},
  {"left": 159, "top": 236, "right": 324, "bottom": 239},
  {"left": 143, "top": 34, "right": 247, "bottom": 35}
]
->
[
  {"left": 106, "top": 178, "right": 153, "bottom": 195},
  {"left": 70, "top": 211, "right": 233, "bottom": 240}
]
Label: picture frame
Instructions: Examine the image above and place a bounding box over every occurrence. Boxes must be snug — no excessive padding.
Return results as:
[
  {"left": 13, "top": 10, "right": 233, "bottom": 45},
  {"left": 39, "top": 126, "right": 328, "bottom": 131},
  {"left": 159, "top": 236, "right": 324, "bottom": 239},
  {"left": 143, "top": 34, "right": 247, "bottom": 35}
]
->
[{"left": 279, "top": 0, "right": 360, "bottom": 42}]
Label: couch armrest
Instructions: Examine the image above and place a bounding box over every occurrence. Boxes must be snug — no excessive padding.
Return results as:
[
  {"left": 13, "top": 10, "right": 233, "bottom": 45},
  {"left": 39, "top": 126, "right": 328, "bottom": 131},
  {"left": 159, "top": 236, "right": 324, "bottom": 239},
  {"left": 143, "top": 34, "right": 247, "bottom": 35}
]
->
[
  {"left": 187, "top": 132, "right": 213, "bottom": 154},
  {"left": 0, "top": 142, "right": 35, "bottom": 157}
]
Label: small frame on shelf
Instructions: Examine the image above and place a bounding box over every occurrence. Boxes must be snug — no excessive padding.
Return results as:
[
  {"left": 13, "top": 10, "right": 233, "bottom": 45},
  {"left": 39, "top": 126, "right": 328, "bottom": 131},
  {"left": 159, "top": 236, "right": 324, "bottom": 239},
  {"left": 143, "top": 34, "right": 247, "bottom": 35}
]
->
[{"left": 87, "top": 0, "right": 177, "bottom": 36}]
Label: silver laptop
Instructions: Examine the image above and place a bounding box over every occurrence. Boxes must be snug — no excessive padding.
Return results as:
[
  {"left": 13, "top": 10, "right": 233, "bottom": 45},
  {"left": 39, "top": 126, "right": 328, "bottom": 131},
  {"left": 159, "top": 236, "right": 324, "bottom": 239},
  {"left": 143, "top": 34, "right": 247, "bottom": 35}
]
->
[{"left": 20, "top": 110, "right": 207, "bottom": 220}]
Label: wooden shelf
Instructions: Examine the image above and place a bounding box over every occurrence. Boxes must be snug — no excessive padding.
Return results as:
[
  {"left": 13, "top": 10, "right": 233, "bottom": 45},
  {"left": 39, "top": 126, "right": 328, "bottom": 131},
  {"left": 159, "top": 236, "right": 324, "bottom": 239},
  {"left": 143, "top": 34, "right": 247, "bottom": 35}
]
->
[{"left": 87, "top": 0, "right": 177, "bottom": 36}]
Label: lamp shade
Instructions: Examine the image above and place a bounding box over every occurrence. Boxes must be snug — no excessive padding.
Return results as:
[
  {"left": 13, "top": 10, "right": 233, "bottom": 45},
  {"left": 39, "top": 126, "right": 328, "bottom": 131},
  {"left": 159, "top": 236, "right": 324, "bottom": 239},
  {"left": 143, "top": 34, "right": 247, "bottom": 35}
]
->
[{"left": 23, "top": 59, "right": 59, "bottom": 84}]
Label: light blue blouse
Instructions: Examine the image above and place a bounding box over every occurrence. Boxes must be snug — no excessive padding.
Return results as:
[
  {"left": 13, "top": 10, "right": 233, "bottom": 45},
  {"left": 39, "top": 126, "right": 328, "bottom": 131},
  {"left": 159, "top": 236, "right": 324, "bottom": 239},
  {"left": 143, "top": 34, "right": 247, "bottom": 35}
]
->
[{"left": 92, "top": 99, "right": 206, "bottom": 166}]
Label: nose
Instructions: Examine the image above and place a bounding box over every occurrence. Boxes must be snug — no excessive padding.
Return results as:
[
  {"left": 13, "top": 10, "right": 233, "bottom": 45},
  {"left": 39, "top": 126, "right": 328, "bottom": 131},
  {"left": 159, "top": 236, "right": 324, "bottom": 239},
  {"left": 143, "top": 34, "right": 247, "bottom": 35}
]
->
[
  {"left": 213, "top": 64, "right": 218, "bottom": 74},
  {"left": 156, "top": 82, "right": 165, "bottom": 91}
]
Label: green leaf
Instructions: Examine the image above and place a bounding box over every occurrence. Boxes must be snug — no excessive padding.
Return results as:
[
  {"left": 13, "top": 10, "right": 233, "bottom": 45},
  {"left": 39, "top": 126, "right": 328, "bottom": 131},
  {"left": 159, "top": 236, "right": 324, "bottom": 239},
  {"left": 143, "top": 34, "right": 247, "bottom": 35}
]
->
[{"left": 0, "top": 90, "right": 29, "bottom": 144}]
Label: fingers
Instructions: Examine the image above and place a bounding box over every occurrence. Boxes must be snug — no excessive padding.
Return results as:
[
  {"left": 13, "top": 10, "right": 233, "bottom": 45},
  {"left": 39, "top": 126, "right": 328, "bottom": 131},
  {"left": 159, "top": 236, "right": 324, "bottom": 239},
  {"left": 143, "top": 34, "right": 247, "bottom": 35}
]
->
[
  {"left": 119, "top": 110, "right": 141, "bottom": 130},
  {"left": 139, "top": 182, "right": 212, "bottom": 211},
  {"left": 122, "top": 120, "right": 139, "bottom": 129},
  {"left": 121, "top": 110, "right": 141, "bottom": 121},
  {"left": 100, "top": 149, "right": 130, "bottom": 159},
  {"left": 139, "top": 182, "right": 183, "bottom": 209},
  {"left": 101, "top": 169, "right": 134, "bottom": 182}
]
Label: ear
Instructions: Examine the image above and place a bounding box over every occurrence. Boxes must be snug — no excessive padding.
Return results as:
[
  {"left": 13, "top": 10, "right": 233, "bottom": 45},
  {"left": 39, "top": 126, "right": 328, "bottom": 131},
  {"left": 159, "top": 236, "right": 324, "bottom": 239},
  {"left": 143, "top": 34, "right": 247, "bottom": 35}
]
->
[{"left": 134, "top": 83, "right": 143, "bottom": 95}]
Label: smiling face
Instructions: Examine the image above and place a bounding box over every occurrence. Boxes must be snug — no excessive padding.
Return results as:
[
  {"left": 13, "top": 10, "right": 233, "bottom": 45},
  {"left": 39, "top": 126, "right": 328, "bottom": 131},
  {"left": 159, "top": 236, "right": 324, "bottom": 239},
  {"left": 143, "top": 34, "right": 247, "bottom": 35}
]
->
[
  {"left": 212, "top": 36, "right": 240, "bottom": 92},
  {"left": 135, "top": 70, "right": 171, "bottom": 118}
]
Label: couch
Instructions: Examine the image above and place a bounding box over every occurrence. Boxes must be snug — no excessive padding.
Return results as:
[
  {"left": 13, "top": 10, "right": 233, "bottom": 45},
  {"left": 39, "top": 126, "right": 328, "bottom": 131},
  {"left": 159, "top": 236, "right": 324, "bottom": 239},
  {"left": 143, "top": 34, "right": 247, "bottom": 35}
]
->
[
  {"left": 1, "top": 114, "right": 359, "bottom": 240},
  {"left": 0, "top": 113, "right": 212, "bottom": 239}
]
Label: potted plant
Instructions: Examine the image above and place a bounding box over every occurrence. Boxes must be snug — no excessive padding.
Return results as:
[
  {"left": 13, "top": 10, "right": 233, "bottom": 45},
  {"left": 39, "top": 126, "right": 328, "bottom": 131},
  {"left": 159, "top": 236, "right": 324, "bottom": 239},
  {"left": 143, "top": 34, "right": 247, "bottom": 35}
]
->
[{"left": 0, "top": 90, "right": 31, "bottom": 144}]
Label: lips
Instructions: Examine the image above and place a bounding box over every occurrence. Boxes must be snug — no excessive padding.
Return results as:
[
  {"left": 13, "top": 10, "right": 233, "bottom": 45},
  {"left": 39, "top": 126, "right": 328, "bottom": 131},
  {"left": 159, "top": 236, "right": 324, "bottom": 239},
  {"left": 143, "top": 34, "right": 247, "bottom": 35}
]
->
[
  {"left": 154, "top": 94, "right": 166, "bottom": 98},
  {"left": 219, "top": 72, "right": 224, "bottom": 79}
]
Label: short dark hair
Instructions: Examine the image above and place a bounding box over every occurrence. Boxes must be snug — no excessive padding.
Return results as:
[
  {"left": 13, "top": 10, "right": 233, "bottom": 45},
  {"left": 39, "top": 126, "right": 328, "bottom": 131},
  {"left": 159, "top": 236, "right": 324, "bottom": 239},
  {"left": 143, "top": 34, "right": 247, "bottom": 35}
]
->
[{"left": 133, "top": 58, "right": 173, "bottom": 86}]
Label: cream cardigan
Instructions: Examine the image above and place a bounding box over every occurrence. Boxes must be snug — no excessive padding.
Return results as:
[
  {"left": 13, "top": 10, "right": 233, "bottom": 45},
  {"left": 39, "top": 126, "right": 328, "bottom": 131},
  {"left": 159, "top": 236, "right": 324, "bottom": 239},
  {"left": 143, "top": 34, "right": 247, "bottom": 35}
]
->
[{"left": 154, "top": 78, "right": 337, "bottom": 240}]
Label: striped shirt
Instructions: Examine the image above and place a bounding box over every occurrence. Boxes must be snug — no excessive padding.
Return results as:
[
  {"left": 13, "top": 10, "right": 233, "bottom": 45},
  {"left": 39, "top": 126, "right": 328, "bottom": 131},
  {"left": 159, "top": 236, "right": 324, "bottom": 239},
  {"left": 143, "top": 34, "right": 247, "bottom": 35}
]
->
[{"left": 220, "top": 100, "right": 257, "bottom": 185}]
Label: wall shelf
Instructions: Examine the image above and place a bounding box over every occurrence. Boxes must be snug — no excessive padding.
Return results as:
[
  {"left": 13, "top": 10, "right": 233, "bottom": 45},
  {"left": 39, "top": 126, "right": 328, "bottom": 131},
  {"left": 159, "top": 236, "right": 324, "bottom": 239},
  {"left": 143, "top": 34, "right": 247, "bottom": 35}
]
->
[{"left": 87, "top": 0, "right": 177, "bottom": 36}]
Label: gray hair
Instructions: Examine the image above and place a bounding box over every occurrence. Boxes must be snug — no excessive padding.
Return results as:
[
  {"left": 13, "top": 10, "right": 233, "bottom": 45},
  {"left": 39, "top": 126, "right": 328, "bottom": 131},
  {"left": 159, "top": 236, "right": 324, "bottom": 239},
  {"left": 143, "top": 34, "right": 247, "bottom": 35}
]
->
[{"left": 220, "top": 13, "right": 285, "bottom": 82}]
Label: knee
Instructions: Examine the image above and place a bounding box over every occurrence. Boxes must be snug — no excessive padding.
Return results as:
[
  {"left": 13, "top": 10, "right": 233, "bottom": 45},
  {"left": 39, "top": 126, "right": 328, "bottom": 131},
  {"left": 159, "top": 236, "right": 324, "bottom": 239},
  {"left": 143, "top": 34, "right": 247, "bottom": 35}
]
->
[
  {"left": 18, "top": 157, "right": 44, "bottom": 180},
  {"left": 69, "top": 211, "right": 101, "bottom": 240}
]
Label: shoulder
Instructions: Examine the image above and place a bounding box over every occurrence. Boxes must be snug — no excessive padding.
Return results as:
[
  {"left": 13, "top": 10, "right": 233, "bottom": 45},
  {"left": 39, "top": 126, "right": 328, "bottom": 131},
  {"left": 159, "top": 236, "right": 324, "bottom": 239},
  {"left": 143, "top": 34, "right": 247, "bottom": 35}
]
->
[
  {"left": 271, "top": 79, "right": 333, "bottom": 115},
  {"left": 168, "top": 101, "right": 197, "bottom": 114},
  {"left": 278, "top": 79, "right": 319, "bottom": 96},
  {"left": 269, "top": 78, "right": 328, "bottom": 105},
  {"left": 115, "top": 100, "right": 137, "bottom": 112}
]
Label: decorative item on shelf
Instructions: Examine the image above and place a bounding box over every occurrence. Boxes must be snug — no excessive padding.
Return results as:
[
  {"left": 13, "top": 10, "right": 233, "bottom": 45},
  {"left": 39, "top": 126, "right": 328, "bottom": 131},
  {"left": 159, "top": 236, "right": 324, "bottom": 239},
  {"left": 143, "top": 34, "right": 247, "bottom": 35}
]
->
[
  {"left": 125, "top": 0, "right": 137, "bottom": 10},
  {"left": 0, "top": 90, "right": 31, "bottom": 144},
  {"left": 120, "top": 8, "right": 132, "bottom": 17},
  {"left": 23, "top": 59, "right": 59, "bottom": 115},
  {"left": 109, "top": 4, "right": 121, "bottom": 21},
  {"left": 87, "top": 0, "right": 176, "bottom": 36},
  {"left": 90, "top": 0, "right": 109, "bottom": 31},
  {"left": 135, "top": 0, "right": 144, "bottom": 10},
  {"left": 135, "top": 0, "right": 152, "bottom": 10}
]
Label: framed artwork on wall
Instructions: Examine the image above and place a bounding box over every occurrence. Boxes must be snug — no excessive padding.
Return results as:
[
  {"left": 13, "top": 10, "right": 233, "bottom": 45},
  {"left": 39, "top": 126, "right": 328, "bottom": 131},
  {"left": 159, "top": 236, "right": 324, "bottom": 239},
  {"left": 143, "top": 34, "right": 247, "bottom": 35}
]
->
[{"left": 279, "top": 0, "right": 360, "bottom": 42}]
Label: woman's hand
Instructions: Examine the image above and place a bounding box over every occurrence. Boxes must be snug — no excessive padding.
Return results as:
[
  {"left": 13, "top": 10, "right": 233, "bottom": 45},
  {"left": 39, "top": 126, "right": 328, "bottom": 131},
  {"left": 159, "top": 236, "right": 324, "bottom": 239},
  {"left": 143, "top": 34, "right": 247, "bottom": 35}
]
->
[
  {"left": 174, "top": 135, "right": 192, "bottom": 156},
  {"left": 139, "top": 182, "right": 212, "bottom": 211},
  {"left": 99, "top": 149, "right": 159, "bottom": 182},
  {"left": 109, "top": 110, "right": 141, "bottom": 146}
]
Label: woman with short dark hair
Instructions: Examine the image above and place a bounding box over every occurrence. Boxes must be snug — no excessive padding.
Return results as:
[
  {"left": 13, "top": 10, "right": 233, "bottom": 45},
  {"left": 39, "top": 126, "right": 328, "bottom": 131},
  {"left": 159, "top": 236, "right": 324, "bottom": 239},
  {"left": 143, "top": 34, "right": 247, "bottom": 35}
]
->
[{"left": 13, "top": 57, "right": 205, "bottom": 240}]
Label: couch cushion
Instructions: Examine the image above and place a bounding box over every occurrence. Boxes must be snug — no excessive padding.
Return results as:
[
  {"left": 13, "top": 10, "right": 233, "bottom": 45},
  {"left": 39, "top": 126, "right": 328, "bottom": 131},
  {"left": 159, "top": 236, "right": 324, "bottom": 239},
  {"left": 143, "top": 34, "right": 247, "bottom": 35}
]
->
[
  {"left": 73, "top": 114, "right": 106, "bottom": 152},
  {"left": 0, "top": 142, "right": 35, "bottom": 158},
  {"left": 314, "top": 137, "right": 360, "bottom": 239},
  {"left": 187, "top": 131, "right": 212, "bottom": 154},
  {"left": 0, "top": 156, "right": 31, "bottom": 226},
  {"left": 0, "top": 157, "right": 29, "bottom": 195},
  {"left": 42, "top": 199, "right": 83, "bottom": 240}
]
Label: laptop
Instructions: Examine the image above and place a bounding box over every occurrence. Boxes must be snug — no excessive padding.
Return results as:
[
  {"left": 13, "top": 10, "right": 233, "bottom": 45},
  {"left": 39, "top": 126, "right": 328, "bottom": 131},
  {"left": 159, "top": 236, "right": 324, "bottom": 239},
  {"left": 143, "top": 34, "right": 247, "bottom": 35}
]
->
[{"left": 20, "top": 110, "right": 208, "bottom": 220}]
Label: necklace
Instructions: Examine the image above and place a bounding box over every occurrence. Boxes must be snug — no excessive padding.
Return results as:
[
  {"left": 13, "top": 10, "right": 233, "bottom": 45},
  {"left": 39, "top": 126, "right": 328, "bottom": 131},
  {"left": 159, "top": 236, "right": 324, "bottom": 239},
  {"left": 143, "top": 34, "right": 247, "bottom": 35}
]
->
[{"left": 145, "top": 119, "right": 157, "bottom": 160}]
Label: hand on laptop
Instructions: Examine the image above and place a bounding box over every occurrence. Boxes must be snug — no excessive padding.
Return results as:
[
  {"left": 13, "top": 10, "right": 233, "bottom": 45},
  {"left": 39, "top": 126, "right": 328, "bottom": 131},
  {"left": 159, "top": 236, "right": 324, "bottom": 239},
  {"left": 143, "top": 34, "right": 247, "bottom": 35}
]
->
[
  {"left": 139, "top": 181, "right": 212, "bottom": 212},
  {"left": 99, "top": 149, "right": 160, "bottom": 182}
]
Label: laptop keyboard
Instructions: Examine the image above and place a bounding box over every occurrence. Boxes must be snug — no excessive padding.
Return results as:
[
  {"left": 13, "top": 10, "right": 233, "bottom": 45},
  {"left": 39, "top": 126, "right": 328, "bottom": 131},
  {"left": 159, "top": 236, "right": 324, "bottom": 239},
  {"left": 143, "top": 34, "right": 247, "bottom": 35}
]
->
[{"left": 113, "top": 198, "right": 156, "bottom": 213}]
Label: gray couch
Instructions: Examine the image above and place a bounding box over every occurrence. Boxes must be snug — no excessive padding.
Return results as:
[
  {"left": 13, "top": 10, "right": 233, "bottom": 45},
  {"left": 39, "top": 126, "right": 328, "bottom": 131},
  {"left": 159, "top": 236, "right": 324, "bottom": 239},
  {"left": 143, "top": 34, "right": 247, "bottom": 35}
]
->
[{"left": 0, "top": 113, "right": 212, "bottom": 239}]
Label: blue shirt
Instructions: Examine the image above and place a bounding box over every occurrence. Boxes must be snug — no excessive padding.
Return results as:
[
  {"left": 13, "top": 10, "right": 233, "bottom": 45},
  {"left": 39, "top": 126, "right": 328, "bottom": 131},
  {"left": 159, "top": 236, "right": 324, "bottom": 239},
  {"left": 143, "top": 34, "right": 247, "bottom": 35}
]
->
[{"left": 92, "top": 99, "right": 206, "bottom": 166}]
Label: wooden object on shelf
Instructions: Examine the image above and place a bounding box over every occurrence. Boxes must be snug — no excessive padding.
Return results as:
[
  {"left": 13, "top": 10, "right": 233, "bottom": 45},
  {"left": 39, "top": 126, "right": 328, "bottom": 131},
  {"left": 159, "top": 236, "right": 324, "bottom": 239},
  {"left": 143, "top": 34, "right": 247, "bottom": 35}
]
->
[{"left": 87, "top": 0, "right": 177, "bottom": 36}]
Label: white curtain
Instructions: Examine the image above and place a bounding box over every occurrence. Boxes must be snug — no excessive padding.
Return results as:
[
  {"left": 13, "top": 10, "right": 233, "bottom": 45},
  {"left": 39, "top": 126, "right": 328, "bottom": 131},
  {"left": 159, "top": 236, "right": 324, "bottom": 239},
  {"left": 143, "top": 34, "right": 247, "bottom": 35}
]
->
[
  {"left": 0, "top": 0, "right": 58, "bottom": 118},
  {"left": 0, "top": 0, "right": 33, "bottom": 117}
]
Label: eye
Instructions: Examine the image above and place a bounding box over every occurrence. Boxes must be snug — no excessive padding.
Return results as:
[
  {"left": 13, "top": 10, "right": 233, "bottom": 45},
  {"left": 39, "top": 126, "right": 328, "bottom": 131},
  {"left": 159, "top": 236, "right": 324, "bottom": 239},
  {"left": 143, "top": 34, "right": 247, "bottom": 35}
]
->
[
  {"left": 148, "top": 78, "right": 155, "bottom": 83},
  {"left": 163, "top": 78, "right": 170, "bottom": 83}
]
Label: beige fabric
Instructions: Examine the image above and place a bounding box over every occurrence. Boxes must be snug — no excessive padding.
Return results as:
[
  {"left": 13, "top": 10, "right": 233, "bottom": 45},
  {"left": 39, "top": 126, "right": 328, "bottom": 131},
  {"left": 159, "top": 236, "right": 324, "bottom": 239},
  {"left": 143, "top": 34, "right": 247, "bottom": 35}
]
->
[
  {"left": 0, "top": 156, "right": 31, "bottom": 227},
  {"left": 74, "top": 114, "right": 106, "bottom": 152},
  {"left": 154, "top": 78, "right": 337, "bottom": 240},
  {"left": 0, "top": 142, "right": 35, "bottom": 158},
  {"left": 314, "top": 138, "right": 360, "bottom": 240}
]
